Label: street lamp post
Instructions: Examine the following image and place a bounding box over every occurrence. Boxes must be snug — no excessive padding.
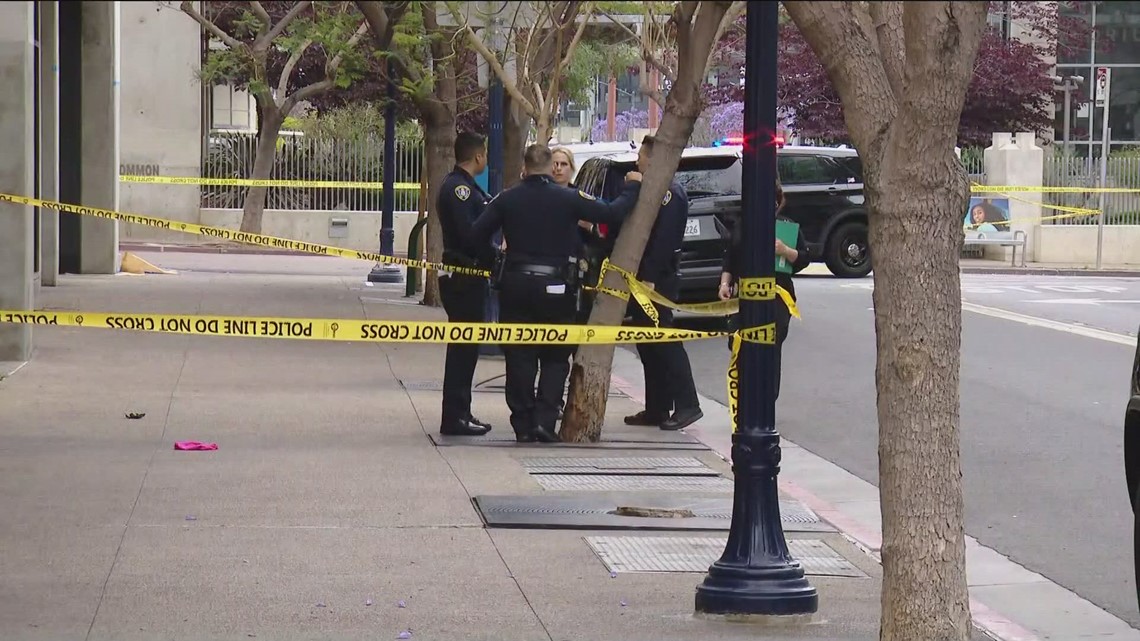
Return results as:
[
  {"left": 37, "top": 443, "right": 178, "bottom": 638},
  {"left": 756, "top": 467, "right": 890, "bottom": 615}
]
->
[
  {"left": 368, "top": 59, "right": 403, "bottom": 284},
  {"left": 1052, "top": 74, "right": 1084, "bottom": 158},
  {"left": 694, "top": 1, "right": 818, "bottom": 617}
]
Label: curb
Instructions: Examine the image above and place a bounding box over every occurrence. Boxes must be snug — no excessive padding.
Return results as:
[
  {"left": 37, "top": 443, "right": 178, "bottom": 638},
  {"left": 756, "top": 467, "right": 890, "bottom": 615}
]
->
[
  {"left": 606, "top": 352, "right": 1035, "bottom": 641},
  {"left": 118, "top": 242, "right": 407, "bottom": 260},
  {"left": 960, "top": 266, "right": 1139, "bottom": 277}
]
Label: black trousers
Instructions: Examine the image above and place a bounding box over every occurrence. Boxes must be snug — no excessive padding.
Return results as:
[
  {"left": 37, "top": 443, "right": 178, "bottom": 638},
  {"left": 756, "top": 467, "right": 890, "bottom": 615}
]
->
[
  {"left": 629, "top": 275, "right": 699, "bottom": 417},
  {"left": 439, "top": 274, "right": 487, "bottom": 425},
  {"left": 498, "top": 272, "right": 577, "bottom": 434},
  {"left": 727, "top": 300, "right": 792, "bottom": 400}
]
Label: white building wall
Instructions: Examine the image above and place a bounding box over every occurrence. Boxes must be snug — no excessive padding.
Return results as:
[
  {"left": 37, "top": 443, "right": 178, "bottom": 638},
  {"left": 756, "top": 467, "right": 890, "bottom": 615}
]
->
[{"left": 117, "top": 1, "right": 203, "bottom": 242}]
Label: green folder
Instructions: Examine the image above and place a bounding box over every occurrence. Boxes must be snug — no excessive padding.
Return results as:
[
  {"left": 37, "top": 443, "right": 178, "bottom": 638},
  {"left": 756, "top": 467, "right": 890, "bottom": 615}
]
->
[{"left": 776, "top": 219, "right": 799, "bottom": 274}]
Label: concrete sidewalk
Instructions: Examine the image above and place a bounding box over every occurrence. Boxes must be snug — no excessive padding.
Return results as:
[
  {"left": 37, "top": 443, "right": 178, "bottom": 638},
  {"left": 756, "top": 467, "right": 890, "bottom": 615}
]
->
[{"left": 2, "top": 252, "right": 965, "bottom": 641}]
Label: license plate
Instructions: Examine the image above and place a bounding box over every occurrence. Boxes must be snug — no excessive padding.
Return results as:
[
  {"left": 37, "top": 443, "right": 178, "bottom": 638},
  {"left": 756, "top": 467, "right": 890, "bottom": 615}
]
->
[{"left": 684, "top": 218, "right": 700, "bottom": 237}]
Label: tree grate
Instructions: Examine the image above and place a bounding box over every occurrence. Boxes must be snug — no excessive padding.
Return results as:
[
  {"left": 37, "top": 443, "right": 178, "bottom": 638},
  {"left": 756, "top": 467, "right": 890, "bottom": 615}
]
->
[{"left": 585, "top": 536, "right": 867, "bottom": 577}]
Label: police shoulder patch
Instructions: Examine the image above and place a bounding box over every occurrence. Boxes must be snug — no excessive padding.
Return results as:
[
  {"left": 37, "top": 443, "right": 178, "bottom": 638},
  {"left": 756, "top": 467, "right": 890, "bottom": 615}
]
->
[
  {"left": 662, "top": 190, "right": 673, "bottom": 206},
  {"left": 455, "top": 185, "right": 471, "bottom": 201},
  {"left": 578, "top": 190, "right": 597, "bottom": 201}
]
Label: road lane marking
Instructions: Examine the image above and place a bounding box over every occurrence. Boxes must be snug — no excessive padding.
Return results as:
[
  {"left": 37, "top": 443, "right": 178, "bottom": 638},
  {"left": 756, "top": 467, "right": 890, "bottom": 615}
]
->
[
  {"left": 963, "top": 302, "right": 1136, "bottom": 346},
  {"left": 1030, "top": 298, "right": 1140, "bottom": 306}
]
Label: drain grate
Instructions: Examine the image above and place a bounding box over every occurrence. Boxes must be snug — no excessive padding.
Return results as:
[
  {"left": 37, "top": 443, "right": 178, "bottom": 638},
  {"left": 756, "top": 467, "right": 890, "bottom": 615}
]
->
[
  {"left": 520, "top": 456, "right": 717, "bottom": 476},
  {"left": 400, "top": 379, "right": 444, "bottom": 391},
  {"left": 585, "top": 536, "right": 867, "bottom": 577},
  {"left": 532, "top": 474, "right": 733, "bottom": 492},
  {"left": 472, "top": 494, "right": 830, "bottom": 532}
]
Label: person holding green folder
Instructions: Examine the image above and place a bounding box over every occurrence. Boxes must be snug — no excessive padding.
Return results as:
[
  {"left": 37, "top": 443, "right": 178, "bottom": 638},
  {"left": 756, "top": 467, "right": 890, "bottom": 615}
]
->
[{"left": 717, "top": 181, "right": 810, "bottom": 400}]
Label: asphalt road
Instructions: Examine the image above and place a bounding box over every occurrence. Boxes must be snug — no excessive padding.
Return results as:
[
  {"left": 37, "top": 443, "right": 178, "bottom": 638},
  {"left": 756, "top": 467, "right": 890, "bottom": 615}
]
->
[{"left": 670, "top": 273, "right": 1140, "bottom": 627}]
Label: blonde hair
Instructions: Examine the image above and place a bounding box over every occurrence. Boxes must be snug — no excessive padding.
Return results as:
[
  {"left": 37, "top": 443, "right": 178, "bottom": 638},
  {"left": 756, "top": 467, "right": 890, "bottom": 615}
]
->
[{"left": 551, "top": 147, "right": 576, "bottom": 173}]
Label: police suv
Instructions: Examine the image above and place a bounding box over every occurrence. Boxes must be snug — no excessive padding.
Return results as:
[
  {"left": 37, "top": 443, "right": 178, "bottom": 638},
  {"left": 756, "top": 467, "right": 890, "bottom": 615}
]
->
[{"left": 574, "top": 143, "right": 869, "bottom": 303}]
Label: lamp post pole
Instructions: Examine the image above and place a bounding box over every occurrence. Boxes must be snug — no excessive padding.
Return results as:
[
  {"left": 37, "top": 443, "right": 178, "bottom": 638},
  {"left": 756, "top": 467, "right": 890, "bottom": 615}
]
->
[
  {"left": 694, "top": 1, "right": 817, "bottom": 617},
  {"left": 368, "top": 59, "right": 403, "bottom": 284}
]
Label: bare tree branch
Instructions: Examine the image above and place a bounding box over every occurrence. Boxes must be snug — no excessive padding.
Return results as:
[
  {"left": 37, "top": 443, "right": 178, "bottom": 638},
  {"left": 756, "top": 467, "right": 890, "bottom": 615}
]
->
[
  {"left": 704, "top": 0, "right": 746, "bottom": 78},
  {"left": 264, "top": 1, "right": 313, "bottom": 45},
  {"left": 276, "top": 38, "right": 313, "bottom": 104},
  {"left": 451, "top": 4, "right": 539, "bottom": 119},
  {"left": 180, "top": 0, "right": 244, "bottom": 50},
  {"left": 677, "top": 1, "right": 698, "bottom": 26},
  {"left": 868, "top": 1, "right": 905, "bottom": 102},
  {"left": 355, "top": 1, "right": 418, "bottom": 82},
  {"left": 542, "top": 0, "right": 593, "bottom": 113},
  {"left": 327, "top": 20, "right": 369, "bottom": 73},
  {"left": 249, "top": 0, "right": 272, "bottom": 36}
]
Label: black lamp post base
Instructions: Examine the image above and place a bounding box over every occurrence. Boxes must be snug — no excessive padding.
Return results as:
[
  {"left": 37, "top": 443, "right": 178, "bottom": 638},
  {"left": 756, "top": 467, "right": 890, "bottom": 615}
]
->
[
  {"left": 367, "top": 264, "right": 404, "bottom": 283},
  {"left": 694, "top": 566, "right": 818, "bottom": 615}
]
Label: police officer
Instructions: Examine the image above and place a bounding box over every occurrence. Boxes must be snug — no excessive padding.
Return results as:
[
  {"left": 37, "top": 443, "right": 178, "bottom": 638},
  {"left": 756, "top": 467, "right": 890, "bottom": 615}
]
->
[
  {"left": 467, "top": 145, "right": 642, "bottom": 443},
  {"left": 436, "top": 132, "right": 494, "bottom": 437},
  {"left": 622, "top": 135, "right": 703, "bottom": 431}
]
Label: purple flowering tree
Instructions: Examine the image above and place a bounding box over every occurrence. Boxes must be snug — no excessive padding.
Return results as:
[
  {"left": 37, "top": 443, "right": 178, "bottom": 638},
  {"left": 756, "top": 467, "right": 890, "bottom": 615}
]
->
[{"left": 590, "top": 108, "right": 649, "bottom": 142}]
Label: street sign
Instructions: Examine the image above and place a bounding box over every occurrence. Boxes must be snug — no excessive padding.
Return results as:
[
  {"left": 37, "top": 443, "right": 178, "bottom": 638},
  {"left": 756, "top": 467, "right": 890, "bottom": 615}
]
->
[{"left": 1095, "top": 66, "right": 1111, "bottom": 107}]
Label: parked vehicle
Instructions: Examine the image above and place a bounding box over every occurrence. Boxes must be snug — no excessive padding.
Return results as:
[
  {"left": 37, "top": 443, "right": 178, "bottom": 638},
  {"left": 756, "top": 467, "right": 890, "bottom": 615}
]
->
[
  {"left": 1122, "top": 327, "right": 1140, "bottom": 610},
  {"left": 574, "top": 144, "right": 869, "bottom": 302}
]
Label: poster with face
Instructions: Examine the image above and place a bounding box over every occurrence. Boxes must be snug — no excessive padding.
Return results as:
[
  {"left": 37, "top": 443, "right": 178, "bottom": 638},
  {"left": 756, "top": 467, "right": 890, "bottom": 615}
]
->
[{"left": 964, "top": 197, "right": 1011, "bottom": 232}]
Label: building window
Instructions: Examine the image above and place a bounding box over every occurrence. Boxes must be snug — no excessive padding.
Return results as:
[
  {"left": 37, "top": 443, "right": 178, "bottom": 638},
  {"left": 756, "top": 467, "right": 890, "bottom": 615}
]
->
[
  {"left": 211, "top": 83, "right": 253, "bottom": 131},
  {"left": 1058, "top": 1, "right": 1095, "bottom": 65},
  {"left": 1093, "top": 1, "right": 1140, "bottom": 65}
]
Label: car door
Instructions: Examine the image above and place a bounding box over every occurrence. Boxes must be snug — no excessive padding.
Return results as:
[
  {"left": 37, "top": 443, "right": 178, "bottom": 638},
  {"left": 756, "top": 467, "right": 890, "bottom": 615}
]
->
[{"left": 777, "top": 153, "right": 860, "bottom": 255}]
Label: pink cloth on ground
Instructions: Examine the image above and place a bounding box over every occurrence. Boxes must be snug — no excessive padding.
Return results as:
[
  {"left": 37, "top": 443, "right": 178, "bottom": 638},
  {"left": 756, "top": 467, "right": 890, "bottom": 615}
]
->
[{"left": 174, "top": 441, "right": 218, "bottom": 451}]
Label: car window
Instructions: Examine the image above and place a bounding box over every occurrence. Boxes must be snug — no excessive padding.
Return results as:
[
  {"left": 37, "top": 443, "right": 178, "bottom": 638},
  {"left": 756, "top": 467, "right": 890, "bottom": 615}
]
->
[
  {"left": 777, "top": 155, "right": 841, "bottom": 185},
  {"left": 674, "top": 157, "right": 741, "bottom": 198},
  {"left": 836, "top": 156, "right": 864, "bottom": 182}
]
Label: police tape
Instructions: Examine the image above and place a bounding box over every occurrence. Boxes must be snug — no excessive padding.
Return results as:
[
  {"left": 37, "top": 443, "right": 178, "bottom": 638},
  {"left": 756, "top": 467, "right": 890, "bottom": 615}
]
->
[
  {"left": 972, "top": 185, "right": 1140, "bottom": 194},
  {"left": 0, "top": 309, "right": 770, "bottom": 345},
  {"left": 596, "top": 261, "right": 801, "bottom": 321},
  {"left": 0, "top": 192, "right": 493, "bottom": 278},
  {"left": 120, "top": 175, "right": 421, "bottom": 190},
  {"left": 1, "top": 189, "right": 797, "bottom": 325}
]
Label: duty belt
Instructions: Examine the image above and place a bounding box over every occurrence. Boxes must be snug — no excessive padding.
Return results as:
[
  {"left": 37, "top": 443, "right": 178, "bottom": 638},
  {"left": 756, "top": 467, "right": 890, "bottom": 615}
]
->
[{"left": 506, "top": 262, "right": 563, "bottom": 278}]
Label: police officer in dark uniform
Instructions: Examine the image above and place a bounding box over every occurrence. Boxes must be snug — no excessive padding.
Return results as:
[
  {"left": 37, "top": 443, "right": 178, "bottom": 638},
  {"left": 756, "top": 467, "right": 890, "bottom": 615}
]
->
[
  {"left": 436, "top": 132, "right": 494, "bottom": 437},
  {"left": 622, "top": 135, "right": 704, "bottom": 431},
  {"left": 468, "top": 144, "right": 642, "bottom": 443}
]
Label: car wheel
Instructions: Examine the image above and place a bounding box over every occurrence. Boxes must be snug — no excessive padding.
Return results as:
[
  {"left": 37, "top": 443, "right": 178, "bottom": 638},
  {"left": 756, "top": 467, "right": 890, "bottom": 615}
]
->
[{"left": 824, "top": 221, "right": 872, "bottom": 278}]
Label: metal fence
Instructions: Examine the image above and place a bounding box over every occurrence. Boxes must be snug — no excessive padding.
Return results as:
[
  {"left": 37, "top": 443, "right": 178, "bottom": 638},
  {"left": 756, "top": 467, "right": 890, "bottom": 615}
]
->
[
  {"left": 202, "top": 132, "right": 423, "bottom": 212},
  {"left": 1044, "top": 154, "right": 1140, "bottom": 225}
]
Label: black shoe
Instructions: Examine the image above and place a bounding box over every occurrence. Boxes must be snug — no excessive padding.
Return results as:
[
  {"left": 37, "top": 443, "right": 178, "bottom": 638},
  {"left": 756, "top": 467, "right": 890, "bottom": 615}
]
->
[
  {"left": 531, "top": 426, "right": 562, "bottom": 443},
  {"left": 468, "top": 415, "right": 493, "bottom": 431},
  {"left": 515, "top": 431, "right": 537, "bottom": 443},
  {"left": 440, "top": 420, "right": 491, "bottom": 436},
  {"left": 660, "top": 407, "right": 703, "bottom": 431},
  {"left": 624, "top": 410, "right": 668, "bottom": 426}
]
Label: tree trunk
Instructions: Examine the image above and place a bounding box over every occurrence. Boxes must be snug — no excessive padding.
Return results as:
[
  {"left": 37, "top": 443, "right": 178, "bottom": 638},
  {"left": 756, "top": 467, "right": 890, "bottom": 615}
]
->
[
  {"left": 560, "top": 2, "right": 732, "bottom": 443},
  {"left": 503, "top": 96, "right": 527, "bottom": 188},
  {"left": 419, "top": 116, "right": 455, "bottom": 308},
  {"left": 782, "top": 3, "right": 987, "bottom": 638},
  {"left": 241, "top": 99, "right": 284, "bottom": 234}
]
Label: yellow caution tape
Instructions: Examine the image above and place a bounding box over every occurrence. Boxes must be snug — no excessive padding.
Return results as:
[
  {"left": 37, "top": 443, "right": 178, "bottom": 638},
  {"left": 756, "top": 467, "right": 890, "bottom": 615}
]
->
[
  {"left": 966, "top": 182, "right": 1105, "bottom": 230},
  {"left": 120, "top": 175, "right": 421, "bottom": 190},
  {"left": 0, "top": 192, "right": 492, "bottom": 278},
  {"left": 726, "top": 322, "right": 782, "bottom": 433},
  {"left": 0, "top": 309, "right": 741, "bottom": 345},
  {"left": 595, "top": 261, "right": 801, "bottom": 322},
  {"left": 972, "top": 184, "right": 1140, "bottom": 194}
]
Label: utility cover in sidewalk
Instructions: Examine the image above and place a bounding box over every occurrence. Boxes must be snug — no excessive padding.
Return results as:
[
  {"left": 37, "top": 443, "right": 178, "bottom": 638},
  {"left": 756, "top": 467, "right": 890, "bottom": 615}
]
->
[
  {"left": 585, "top": 536, "right": 867, "bottom": 577},
  {"left": 520, "top": 456, "right": 718, "bottom": 476},
  {"left": 472, "top": 494, "right": 832, "bottom": 532},
  {"left": 399, "top": 378, "right": 626, "bottom": 397},
  {"left": 429, "top": 431, "right": 708, "bottom": 451},
  {"left": 532, "top": 474, "right": 733, "bottom": 492},
  {"left": 473, "top": 375, "right": 627, "bottom": 397}
]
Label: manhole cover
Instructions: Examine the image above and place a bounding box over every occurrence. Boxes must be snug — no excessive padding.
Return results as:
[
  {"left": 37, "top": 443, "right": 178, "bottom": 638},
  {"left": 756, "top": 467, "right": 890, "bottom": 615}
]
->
[
  {"left": 520, "top": 456, "right": 718, "bottom": 476},
  {"left": 471, "top": 495, "right": 830, "bottom": 532},
  {"left": 584, "top": 536, "right": 867, "bottom": 577},
  {"left": 532, "top": 474, "right": 733, "bottom": 492}
]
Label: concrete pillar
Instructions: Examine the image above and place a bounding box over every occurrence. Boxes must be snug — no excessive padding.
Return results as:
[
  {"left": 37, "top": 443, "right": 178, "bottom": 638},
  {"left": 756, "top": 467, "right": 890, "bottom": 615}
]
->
[
  {"left": 79, "top": 0, "right": 119, "bottom": 274},
  {"left": 40, "top": 0, "right": 60, "bottom": 286},
  {"left": 0, "top": 1, "right": 36, "bottom": 361},
  {"left": 983, "top": 132, "right": 1045, "bottom": 262}
]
